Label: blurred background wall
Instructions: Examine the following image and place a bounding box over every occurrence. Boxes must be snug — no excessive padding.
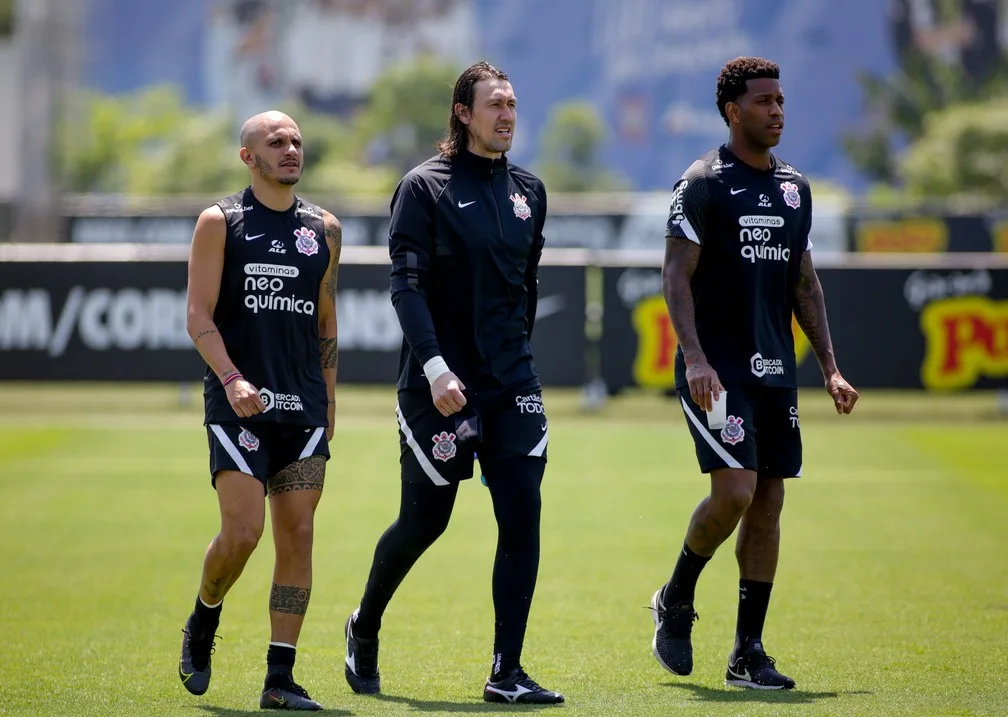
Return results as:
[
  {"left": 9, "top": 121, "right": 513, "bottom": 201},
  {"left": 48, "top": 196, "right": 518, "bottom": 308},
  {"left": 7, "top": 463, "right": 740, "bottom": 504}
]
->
[{"left": 1, "top": 0, "right": 1006, "bottom": 396}]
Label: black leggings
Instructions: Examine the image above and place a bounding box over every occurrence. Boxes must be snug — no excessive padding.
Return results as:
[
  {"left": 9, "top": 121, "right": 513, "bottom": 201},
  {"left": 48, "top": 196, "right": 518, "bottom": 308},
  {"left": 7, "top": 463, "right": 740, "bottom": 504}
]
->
[{"left": 354, "top": 456, "right": 544, "bottom": 674}]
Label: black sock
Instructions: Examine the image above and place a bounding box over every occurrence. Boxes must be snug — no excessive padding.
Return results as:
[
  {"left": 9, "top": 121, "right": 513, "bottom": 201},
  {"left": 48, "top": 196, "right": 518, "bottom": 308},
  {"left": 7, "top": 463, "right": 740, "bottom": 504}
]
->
[
  {"left": 355, "top": 481, "right": 459, "bottom": 639},
  {"left": 662, "top": 542, "right": 712, "bottom": 605},
  {"left": 487, "top": 458, "right": 544, "bottom": 681},
  {"left": 191, "top": 596, "right": 222, "bottom": 634},
  {"left": 266, "top": 643, "right": 296, "bottom": 680},
  {"left": 735, "top": 579, "right": 773, "bottom": 651}
]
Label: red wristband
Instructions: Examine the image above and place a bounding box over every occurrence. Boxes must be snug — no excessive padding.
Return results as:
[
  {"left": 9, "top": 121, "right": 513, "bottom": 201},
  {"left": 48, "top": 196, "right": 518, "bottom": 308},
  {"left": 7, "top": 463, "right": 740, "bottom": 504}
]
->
[{"left": 222, "top": 372, "right": 243, "bottom": 387}]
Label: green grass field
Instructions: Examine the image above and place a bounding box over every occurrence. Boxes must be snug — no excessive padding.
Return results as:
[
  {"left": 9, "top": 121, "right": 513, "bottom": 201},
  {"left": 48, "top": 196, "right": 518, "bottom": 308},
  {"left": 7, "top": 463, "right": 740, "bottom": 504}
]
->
[{"left": 1, "top": 384, "right": 1006, "bottom": 717}]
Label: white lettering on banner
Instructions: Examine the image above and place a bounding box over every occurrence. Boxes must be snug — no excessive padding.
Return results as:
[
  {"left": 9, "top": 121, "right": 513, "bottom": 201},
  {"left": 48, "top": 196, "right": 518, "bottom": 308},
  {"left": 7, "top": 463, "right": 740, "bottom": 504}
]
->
[
  {"left": 902, "top": 269, "right": 993, "bottom": 311},
  {"left": 0, "top": 288, "right": 190, "bottom": 356},
  {"left": 616, "top": 268, "right": 663, "bottom": 307},
  {"left": 337, "top": 289, "right": 402, "bottom": 350},
  {"left": 242, "top": 264, "right": 314, "bottom": 316},
  {"left": 515, "top": 393, "right": 544, "bottom": 414}
]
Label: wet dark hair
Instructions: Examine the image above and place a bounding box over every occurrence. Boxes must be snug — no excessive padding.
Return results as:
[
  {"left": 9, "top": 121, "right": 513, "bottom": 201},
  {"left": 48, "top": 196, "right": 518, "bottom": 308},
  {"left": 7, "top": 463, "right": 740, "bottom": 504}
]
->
[
  {"left": 436, "top": 61, "right": 510, "bottom": 157},
  {"left": 716, "top": 56, "right": 780, "bottom": 125}
]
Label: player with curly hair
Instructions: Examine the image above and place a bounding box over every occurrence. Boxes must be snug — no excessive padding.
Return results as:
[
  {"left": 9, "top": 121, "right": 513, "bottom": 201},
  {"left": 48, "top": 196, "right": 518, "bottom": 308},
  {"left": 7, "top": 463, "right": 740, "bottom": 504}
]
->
[{"left": 647, "top": 56, "right": 859, "bottom": 690}]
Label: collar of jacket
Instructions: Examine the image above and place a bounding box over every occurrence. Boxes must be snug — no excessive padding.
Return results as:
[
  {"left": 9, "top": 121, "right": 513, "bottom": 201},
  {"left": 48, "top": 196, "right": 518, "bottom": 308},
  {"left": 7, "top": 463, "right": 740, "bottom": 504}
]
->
[{"left": 452, "top": 149, "right": 509, "bottom": 176}]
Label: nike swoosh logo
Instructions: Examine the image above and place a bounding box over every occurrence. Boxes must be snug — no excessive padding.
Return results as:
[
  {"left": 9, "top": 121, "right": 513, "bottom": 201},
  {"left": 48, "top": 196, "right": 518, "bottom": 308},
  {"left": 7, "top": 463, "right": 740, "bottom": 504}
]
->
[
  {"left": 730, "top": 188, "right": 746, "bottom": 195},
  {"left": 245, "top": 233, "right": 265, "bottom": 241},
  {"left": 541, "top": 423, "right": 547, "bottom": 431},
  {"left": 727, "top": 663, "right": 752, "bottom": 681},
  {"left": 534, "top": 294, "right": 565, "bottom": 320},
  {"left": 457, "top": 200, "right": 476, "bottom": 208},
  {"left": 269, "top": 695, "right": 286, "bottom": 705}
]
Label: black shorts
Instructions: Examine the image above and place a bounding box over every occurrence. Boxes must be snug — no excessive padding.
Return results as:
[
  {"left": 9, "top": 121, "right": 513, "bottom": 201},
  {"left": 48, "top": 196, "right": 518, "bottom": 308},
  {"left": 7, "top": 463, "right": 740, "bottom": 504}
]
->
[
  {"left": 678, "top": 384, "right": 802, "bottom": 479},
  {"left": 206, "top": 422, "right": 330, "bottom": 489},
  {"left": 395, "top": 388, "right": 549, "bottom": 485}
]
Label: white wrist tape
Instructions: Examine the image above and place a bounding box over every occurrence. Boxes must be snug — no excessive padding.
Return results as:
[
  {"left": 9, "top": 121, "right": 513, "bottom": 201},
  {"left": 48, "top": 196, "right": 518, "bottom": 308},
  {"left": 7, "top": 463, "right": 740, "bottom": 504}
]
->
[{"left": 423, "top": 356, "right": 450, "bottom": 384}]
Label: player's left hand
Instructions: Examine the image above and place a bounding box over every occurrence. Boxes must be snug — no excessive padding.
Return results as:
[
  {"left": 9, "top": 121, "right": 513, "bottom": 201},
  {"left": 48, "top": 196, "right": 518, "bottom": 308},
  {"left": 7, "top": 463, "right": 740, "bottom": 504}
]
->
[
  {"left": 826, "top": 372, "right": 858, "bottom": 415},
  {"left": 326, "top": 401, "right": 335, "bottom": 442}
]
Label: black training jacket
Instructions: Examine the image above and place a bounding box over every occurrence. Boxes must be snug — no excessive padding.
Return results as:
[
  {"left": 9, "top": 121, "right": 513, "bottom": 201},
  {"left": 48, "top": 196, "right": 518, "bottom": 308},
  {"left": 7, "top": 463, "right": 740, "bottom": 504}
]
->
[{"left": 388, "top": 149, "right": 547, "bottom": 394}]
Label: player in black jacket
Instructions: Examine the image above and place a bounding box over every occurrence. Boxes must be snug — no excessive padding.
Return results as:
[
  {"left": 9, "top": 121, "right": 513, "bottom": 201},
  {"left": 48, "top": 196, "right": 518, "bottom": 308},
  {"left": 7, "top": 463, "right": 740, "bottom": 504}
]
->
[{"left": 342, "top": 61, "right": 563, "bottom": 705}]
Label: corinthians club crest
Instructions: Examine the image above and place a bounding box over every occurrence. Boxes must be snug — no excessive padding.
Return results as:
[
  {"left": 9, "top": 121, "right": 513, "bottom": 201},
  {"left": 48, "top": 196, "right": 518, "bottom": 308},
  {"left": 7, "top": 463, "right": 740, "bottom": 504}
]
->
[
  {"left": 780, "top": 182, "right": 801, "bottom": 210},
  {"left": 510, "top": 193, "right": 531, "bottom": 221},
  {"left": 720, "top": 416, "right": 745, "bottom": 445},
  {"left": 293, "top": 227, "right": 318, "bottom": 256},
  {"left": 431, "top": 431, "right": 457, "bottom": 462}
]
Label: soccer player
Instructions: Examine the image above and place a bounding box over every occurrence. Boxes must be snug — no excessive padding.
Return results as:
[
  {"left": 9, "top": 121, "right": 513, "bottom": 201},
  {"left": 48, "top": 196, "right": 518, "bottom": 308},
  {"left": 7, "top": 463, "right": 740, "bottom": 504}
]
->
[
  {"left": 342, "top": 61, "right": 563, "bottom": 705},
  {"left": 650, "top": 57, "right": 859, "bottom": 690},
  {"left": 179, "top": 110, "right": 341, "bottom": 711}
]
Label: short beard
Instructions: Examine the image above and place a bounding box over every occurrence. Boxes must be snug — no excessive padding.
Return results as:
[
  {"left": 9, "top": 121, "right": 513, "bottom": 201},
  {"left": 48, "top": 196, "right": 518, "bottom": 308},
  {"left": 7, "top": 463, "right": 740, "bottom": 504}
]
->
[{"left": 254, "top": 154, "right": 300, "bottom": 185}]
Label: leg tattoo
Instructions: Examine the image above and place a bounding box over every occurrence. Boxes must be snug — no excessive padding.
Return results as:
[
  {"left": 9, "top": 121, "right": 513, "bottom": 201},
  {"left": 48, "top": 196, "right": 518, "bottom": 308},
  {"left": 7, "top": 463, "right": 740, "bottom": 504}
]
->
[
  {"left": 270, "top": 584, "right": 311, "bottom": 616},
  {"left": 267, "top": 455, "right": 325, "bottom": 497}
]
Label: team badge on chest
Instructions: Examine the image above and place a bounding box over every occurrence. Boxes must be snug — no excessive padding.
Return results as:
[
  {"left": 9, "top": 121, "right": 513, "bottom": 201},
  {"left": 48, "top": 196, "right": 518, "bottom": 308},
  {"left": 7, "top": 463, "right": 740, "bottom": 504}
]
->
[
  {"left": 720, "top": 416, "right": 745, "bottom": 445},
  {"left": 431, "top": 431, "right": 457, "bottom": 462},
  {"left": 780, "top": 182, "right": 801, "bottom": 209},
  {"left": 293, "top": 227, "right": 319, "bottom": 256},
  {"left": 510, "top": 193, "right": 531, "bottom": 221}
]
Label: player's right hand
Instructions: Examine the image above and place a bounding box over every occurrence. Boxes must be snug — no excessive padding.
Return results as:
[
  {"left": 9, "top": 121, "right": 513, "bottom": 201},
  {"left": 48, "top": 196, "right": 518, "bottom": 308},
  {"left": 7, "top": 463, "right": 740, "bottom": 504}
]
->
[
  {"left": 685, "top": 361, "right": 723, "bottom": 412},
  {"left": 431, "top": 372, "right": 467, "bottom": 417},
  {"left": 226, "top": 378, "right": 267, "bottom": 418}
]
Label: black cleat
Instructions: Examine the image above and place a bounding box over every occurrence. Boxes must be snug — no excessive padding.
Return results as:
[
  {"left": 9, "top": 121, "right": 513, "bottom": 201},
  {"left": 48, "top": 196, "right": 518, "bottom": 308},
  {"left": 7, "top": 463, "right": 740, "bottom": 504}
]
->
[
  {"left": 260, "top": 674, "right": 324, "bottom": 710},
  {"left": 483, "top": 668, "right": 564, "bottom": 705},
  {"left": 649, "top": 587, "right": 699, "bottom": 676},
  {"left": 178, "top": 614, "right": 217, "bottom": 696},
  {"left": 344, "top": 608, "right": 380, "bottom": 694},
  {"left": 725, "top": 641, "right": 796, "bottom": 690}
]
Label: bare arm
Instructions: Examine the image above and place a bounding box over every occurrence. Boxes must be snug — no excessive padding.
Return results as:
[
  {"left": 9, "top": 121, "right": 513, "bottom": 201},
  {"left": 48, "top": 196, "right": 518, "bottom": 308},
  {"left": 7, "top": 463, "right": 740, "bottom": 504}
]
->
[
  {"left": 792, "top": 251, "right": 838, "bottom": 380},
  {"left": 661, "top": 237, "right": 706, "bottom": 367},
  {"left": 186, "top": 206, "right": 240, "bottom": 382},
  {"left": 319, "top": 211, "right": 342, "bottom": 436}
]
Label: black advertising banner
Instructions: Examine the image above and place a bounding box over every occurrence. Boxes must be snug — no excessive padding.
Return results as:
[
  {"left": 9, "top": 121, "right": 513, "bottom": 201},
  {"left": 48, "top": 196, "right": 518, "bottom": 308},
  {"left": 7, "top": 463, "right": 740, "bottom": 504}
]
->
[
  {"left": 601, "top": 265, "right": 1008, "bottom": 392},
  {"left": 0, "top": 261, "right": 585, "bottom": 386},
  {"left": 847, "top": 212, "right": 1008, "bottom": 253}
]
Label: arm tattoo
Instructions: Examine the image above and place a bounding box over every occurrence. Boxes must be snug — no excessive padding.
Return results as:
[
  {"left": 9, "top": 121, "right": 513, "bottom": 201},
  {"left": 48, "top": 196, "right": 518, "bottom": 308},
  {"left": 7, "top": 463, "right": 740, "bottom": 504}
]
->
[
  {"left": 661, "top": 238, "right": 705, "bottom": 364},
  {"left": 793, "top": 251, "right": 838, "bottom": 377},
  {"left": 324, "top": 217, "right": 342, "bottom": 303},
  {"left": 269, "top": 584, "right": 311, "bottom": 615},
  {"left": 267, "top": 454, "right": 325, "bottom": 496},
  {"left": 194, "top": 328, "right": 218, "bottom": 345},
  {"left": 319, "top": 337, "right": 337, "bottom": 369}
]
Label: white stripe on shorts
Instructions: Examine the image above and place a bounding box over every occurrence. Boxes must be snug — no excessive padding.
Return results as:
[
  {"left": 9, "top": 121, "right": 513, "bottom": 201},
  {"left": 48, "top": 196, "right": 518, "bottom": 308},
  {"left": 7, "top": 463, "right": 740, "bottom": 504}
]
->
[
  {"left": 299, "top": 427, "right": 325, "bottom": 460},
  {"left": 395, "top": 403, "right": 450, "bottom": 486},
  {"left": 209, "top": 424, "right": 255, "bottom": 476},
  {"left": 679, "top": 397, "right": 744, "bottom": 470}
]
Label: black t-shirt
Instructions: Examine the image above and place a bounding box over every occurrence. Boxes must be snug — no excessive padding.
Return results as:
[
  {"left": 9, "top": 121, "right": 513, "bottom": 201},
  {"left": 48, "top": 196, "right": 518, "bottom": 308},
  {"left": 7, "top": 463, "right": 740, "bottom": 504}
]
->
[
  {"left": 202, "top": 187, "right": 330, "bottom": 426},
  {"left": 666, "top": 145, "right": 812, "bottom": 389}
]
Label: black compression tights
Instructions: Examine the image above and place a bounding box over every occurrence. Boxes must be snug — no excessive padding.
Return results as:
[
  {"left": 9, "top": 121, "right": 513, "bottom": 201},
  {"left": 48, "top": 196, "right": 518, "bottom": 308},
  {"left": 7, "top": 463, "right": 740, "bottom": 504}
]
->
[{"left": 354, "top": 457, "right": 544, "bottom": 675}]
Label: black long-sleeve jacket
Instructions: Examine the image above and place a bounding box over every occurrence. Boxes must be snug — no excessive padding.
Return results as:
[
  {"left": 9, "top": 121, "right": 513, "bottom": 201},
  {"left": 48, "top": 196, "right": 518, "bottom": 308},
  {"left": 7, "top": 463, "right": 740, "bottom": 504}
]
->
[{"left": 388, "top": 150, "right": 547, "bottom": 393}]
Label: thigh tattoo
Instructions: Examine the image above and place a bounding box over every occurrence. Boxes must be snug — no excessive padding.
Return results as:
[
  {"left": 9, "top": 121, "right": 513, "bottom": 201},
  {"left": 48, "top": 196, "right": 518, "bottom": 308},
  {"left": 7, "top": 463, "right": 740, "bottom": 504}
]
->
[{"left": 267, "top": 455, "right": 326, "bottom": 496}]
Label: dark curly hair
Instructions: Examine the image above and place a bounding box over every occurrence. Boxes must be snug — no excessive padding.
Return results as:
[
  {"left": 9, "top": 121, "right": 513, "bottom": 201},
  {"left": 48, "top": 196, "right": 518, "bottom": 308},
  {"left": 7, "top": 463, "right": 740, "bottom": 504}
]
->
[
  {"left": 716, "top": 57, "right": 780, "bottom": 126},
  {"left": 436, "top": 61, "right": 510, "bottom": 158}
]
